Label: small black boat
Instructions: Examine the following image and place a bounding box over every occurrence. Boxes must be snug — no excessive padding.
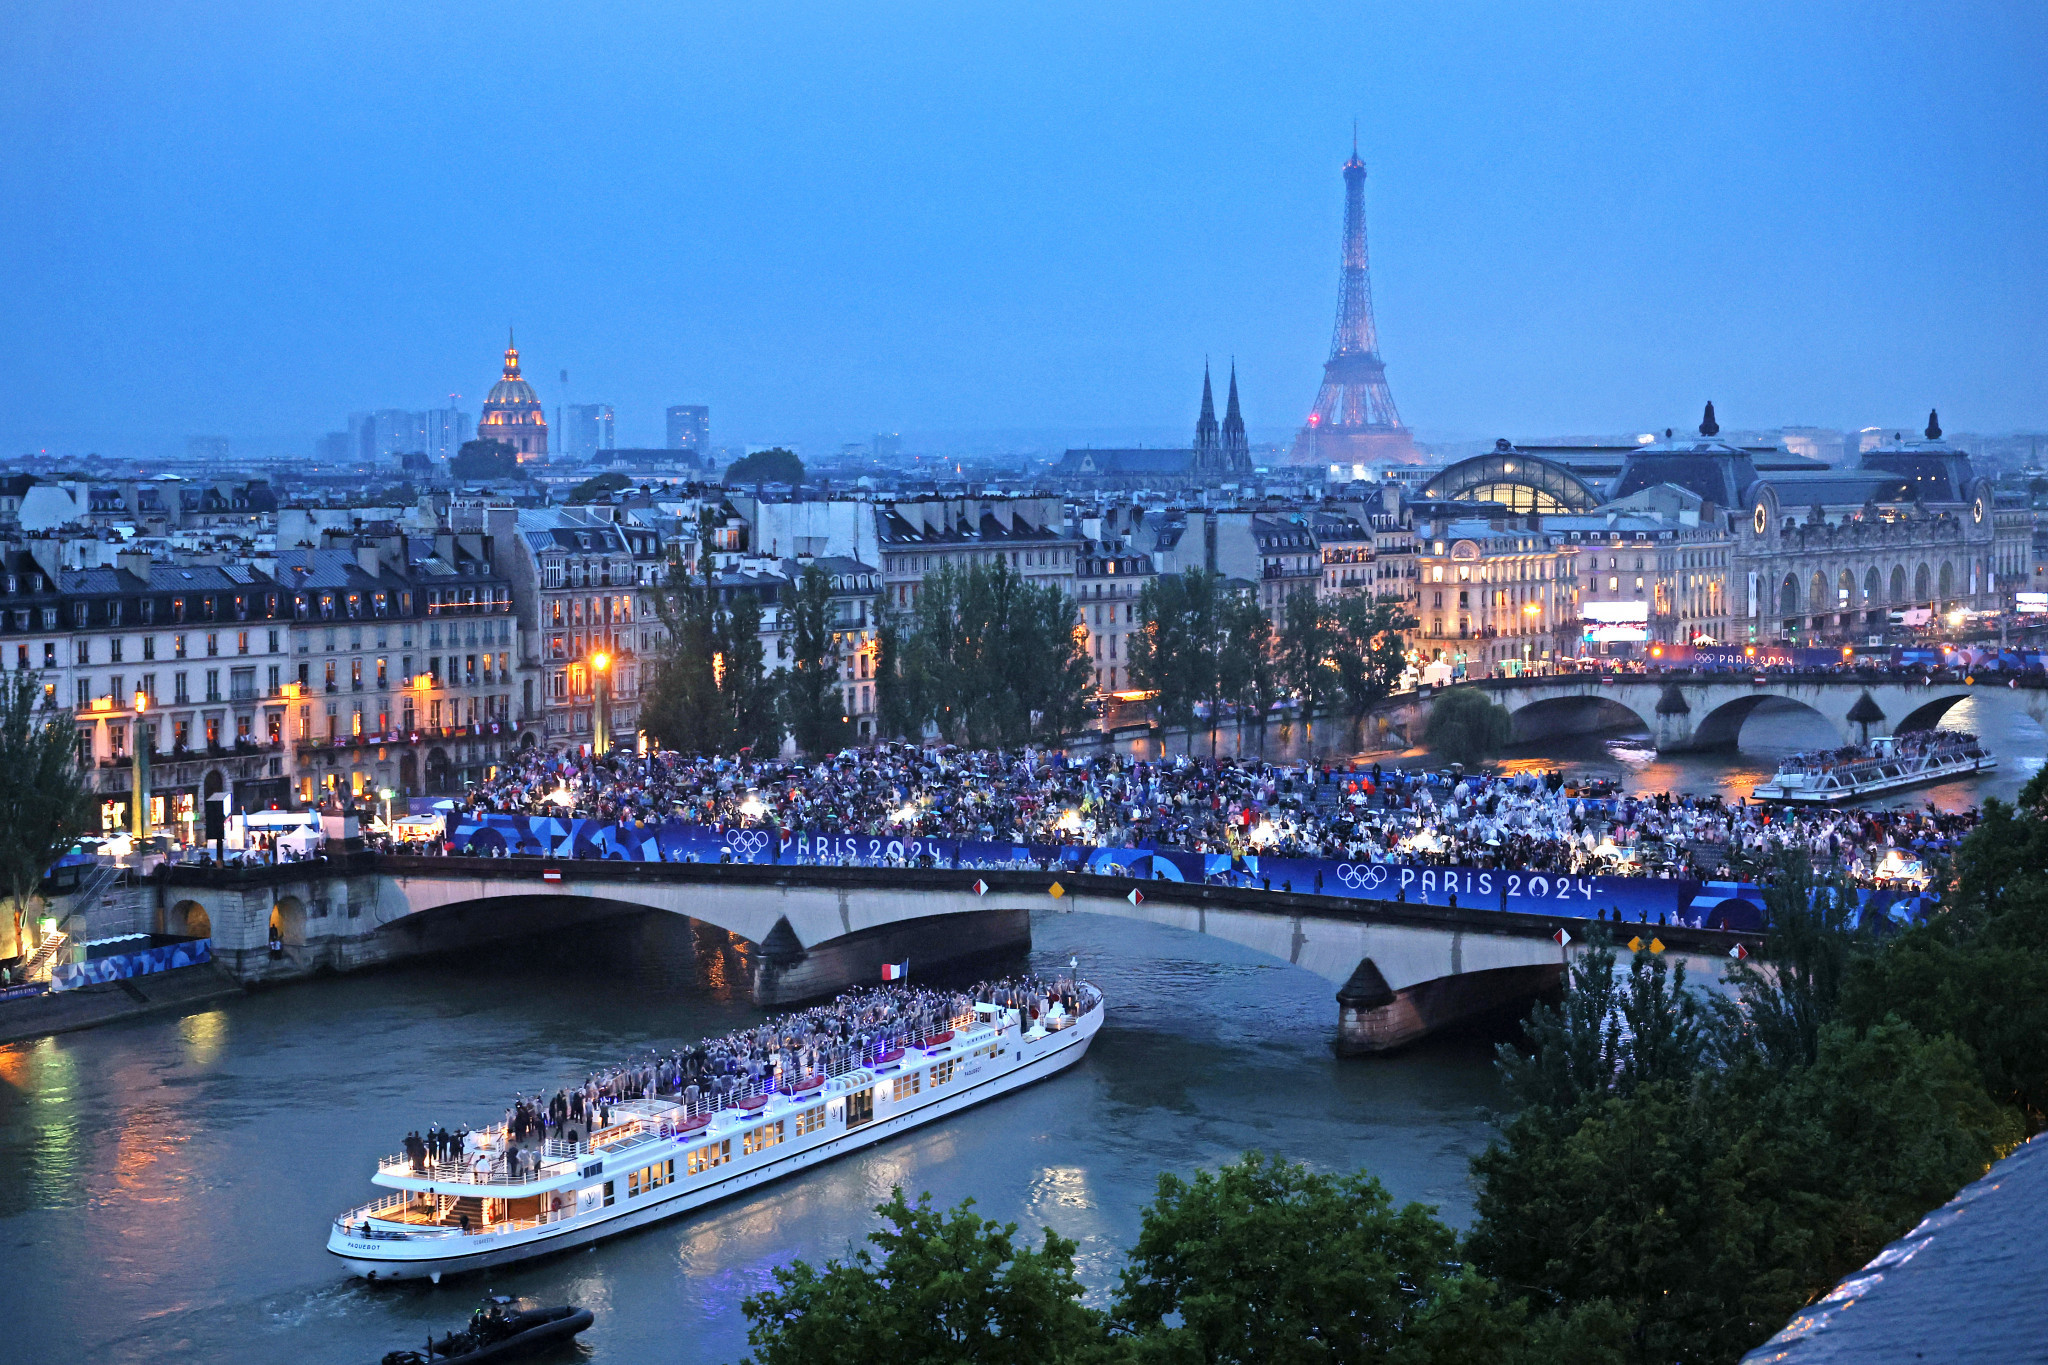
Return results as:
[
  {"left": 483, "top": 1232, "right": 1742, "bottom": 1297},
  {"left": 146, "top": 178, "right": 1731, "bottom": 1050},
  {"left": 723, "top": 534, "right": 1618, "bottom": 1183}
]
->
[{"left": 380, "top": 1297, "right": 594, "bottom": 1364}]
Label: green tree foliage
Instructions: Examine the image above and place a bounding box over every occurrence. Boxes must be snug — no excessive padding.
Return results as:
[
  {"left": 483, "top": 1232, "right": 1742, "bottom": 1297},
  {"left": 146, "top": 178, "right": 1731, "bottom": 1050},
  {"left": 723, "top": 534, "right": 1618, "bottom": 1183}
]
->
[
  {"left": 450, "top": 437, "right": 521, "bottom": 481},
  {"left": 740, "top": 1188, "right": 1105, "bottom": 1365},
  {"left": 642, "top": 553, "right": 784, "bottom": 756},
  {"left": 723, "top": 447, "right": 805, "bottom": 486},
  {"left": 1128, "top": 570, "right": 1218, "bottom": 743},
  {"left": 1330, "top": 595, "right": 1417, "bottom": 717},
  {"left": 1277, "top": 590, "right": 1335, "bottom": 723},
  {"left": 876, "top": 559, "right": 1091, "bottom": 746},
  {"left": 1214, "top": 593, "right": 1276, "bottom": 730},
  {"left": 1839, "top": 769, "right": 2048, "bottom": 1126},
  {"left": 781, "top": 563, "right": 846, "bottom": 756},
  {"left": 566, "top": 471, "right": 632, "bottom": 503},
  {"left": 0, "top": 674, "right": 94, "bottom": 953},
  {"left": 1424, "top": 686, "right": 1512, "bottom": 767},
  {"left": 1111, "top": 1152, "right": 1530, "bottom": 1365}
]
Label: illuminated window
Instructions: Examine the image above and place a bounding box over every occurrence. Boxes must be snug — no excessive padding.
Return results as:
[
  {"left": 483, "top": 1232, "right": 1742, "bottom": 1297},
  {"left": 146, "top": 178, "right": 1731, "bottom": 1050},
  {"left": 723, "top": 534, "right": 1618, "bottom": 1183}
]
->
[
  {"left": 627, "top": 1159, "right": 675, "bottom": 1197},
  {"left": 891, "top": 1072, "right": 922, "bottom": 1102},
  {"left": 743, "top": 1121, "right": 786, "bottom": 1155},
  {"left": 686, "top": 1140, "right": 731, "bottom": 1175},
  {"left": 930, "top": 1059, "right": 958, "bottom": 1086},
  {"left": 794, "top": 1104, "right": 828, "bottom": 1136}
]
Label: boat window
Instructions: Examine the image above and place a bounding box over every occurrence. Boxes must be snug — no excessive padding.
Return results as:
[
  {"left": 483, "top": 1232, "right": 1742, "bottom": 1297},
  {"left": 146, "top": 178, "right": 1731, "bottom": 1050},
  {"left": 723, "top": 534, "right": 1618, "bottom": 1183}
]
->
[
  {"left": 687, "top": 1139, "right": 732, "bottom": 1175},
  {"left": 602, "top": 1180, "right": 614, "bottom": 1207},
  {"left": 794, "top": 1104, "right": 828, "bottom": 1137},
  {"left": 628, "top": 1159, "right": 675, "bottom": 1197},
  {"left": 845, "top": 1088, "right": 875, "bottom": 1128},
  {"left": 891, "top": 1073, "right": 922, "bottom": 1102},
  {"left": 930, "top": 1059, "right": 958, "bottom": 1087},
  {"left": 743, "top": 1121, "right": 786, "bottom": 1156}
]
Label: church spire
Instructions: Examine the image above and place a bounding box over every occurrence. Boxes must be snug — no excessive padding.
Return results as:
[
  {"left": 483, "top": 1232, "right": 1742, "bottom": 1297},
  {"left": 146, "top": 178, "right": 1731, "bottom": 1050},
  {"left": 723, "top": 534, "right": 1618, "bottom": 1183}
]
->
[
  {"left": 1194, "top": 361, "right": 1220, "bottom": 455},
  {"left": 503, "top": 326, "right": 522, "bottom": 379},
  {"left": 1222, "top": 361, "right": 1248, "bottom": 467}
]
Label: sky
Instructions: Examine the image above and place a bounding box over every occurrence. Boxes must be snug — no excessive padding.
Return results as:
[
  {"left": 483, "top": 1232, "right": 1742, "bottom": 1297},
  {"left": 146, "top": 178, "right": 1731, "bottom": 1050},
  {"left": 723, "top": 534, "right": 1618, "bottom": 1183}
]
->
[{"left": 2, "top": 0, "right": 2044, "bottom": 459}]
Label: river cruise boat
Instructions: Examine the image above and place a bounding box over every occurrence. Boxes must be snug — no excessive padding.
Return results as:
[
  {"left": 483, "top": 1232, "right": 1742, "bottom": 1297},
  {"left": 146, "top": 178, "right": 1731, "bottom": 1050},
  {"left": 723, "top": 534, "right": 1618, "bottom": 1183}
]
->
[
  {"left": 329, "top": 984, "right": 1103, "bottom": 1282},
  {"left": 1750, "top": 731, "right": 1995, "bottom": 805}
]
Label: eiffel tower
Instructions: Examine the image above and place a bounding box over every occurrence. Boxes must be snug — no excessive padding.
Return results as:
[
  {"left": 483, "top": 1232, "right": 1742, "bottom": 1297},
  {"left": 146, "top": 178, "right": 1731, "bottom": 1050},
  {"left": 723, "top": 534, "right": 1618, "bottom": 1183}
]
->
[{"left": 1292, "top": 137, "right": 1418, "bottom": 466}]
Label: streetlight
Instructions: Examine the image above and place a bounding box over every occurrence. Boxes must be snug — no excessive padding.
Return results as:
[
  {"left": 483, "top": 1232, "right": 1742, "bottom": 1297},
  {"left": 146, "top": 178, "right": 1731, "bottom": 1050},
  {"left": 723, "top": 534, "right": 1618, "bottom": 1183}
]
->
[
  {"left": 590, "top": 651, "right": 611, "bottom": 755},
  {"left": 131, "top": 690, "right": 150, "bottom": 843}
]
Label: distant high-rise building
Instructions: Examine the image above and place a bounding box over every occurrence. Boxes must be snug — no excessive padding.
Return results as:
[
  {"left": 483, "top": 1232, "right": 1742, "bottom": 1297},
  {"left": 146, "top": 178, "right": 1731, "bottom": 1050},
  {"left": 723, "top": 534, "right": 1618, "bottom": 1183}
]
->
[
  {"left": 873, "top": 432, "right": 903, "bottom": 460},
  {"left": 563, "top": 404, "right": 617, "bottom": 461},
  {"left": 187, "top": 435, "right": 230, "bottom": 463},
  {"left": 316, "top": 432, "right": 350, "bottom": 463},
  {"left": 347, "top": 412, "right": 377, "bottom": 463},
  {"left": 374, "top": 408, "right": 427, "bottom": 459},
  {"left": 666, "top": 405, "right": 710, "bottom": 454},
  {"left": 424, "top": 407, "right": 470, "bottom": 461}
]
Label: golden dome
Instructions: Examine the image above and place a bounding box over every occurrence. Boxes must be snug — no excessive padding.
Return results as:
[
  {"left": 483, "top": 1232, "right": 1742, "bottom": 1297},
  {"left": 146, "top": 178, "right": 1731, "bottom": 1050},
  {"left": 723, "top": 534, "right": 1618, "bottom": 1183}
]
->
[{"left": 485, "top": 329, "right": 541, "bottom": 409}]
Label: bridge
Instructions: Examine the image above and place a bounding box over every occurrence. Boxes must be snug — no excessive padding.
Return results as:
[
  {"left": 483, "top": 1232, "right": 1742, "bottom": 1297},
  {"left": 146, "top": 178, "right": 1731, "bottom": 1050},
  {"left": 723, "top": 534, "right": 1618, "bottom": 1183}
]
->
[
  {"left": 1374, "top": 674, "right": 2048, "bottom": 753},
  {"left": 147, "top": 856, "right": 1749, "bottom": 1054}
]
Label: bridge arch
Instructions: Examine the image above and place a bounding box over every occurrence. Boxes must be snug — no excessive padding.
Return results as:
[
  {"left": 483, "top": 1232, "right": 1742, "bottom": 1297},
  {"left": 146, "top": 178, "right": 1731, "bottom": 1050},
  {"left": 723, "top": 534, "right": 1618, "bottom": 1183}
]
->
[
  {"left": 168, "top": 899, "right": 211, "bottom": 937},
  {"left": 1505, "top": 694, "right": 1650, "bottom": 744},
  {"left": 1895, "top": 693, "right": 1978, "bottom": 734},
  {"left": 271, "top": 894, "right": 307, "bottom": 946},
  {"left": 1690, "top": 694, "right": 1843, "bottom": 750}
]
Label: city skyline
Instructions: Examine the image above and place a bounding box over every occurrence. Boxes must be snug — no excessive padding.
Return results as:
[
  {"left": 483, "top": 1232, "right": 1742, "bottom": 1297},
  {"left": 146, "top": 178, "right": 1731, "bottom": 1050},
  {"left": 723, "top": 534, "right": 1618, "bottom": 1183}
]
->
[{"left": 2, "top": 1, "right": 2044, "bottom": 458}]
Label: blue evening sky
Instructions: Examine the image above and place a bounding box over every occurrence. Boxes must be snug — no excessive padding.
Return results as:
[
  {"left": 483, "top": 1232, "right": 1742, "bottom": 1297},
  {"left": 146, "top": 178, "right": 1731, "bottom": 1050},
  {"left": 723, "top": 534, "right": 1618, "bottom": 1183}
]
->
[{"left": 1, "top": 1, "right": 2042, "bottom": 457}]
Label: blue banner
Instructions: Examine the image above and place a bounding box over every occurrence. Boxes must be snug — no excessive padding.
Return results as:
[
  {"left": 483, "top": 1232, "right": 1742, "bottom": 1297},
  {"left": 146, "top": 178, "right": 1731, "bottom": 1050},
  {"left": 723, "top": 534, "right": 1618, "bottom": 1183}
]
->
[
  {"left": 52, "top": 937, "right": 212, "bottom": 992},
  {"left": 435, "top": 813, "right": 1762, "bottom": 928}
]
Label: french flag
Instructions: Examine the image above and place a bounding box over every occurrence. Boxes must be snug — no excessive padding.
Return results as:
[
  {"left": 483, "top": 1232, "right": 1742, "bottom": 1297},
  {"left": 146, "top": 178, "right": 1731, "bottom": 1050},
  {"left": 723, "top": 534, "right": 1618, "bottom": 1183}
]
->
[{"left": 881, "top": 960, "right": 909, "bottom": 982}]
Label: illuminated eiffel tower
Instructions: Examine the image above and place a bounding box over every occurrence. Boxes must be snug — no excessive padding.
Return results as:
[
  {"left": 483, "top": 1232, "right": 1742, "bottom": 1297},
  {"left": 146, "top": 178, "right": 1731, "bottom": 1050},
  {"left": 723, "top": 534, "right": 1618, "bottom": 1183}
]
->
[{"left": 1292, "top": 135, "right": 1418, "bottom": 467}]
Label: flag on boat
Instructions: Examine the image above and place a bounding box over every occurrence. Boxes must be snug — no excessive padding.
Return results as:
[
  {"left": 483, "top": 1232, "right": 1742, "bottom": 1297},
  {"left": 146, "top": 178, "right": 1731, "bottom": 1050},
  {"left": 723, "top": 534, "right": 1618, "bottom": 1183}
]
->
[{"left": 881, "top": 960, "right": 909, "bottom": 981}]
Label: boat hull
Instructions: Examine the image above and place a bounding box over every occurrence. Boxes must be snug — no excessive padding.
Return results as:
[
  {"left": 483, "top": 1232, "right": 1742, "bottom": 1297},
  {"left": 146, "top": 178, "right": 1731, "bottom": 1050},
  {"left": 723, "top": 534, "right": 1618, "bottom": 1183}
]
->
[
  {"left": 331, "top": 1006, "right": 1100, "bottom": 1281},
  {"left": 1752, "top": 755, "right": 1997, "bottom": 805}
]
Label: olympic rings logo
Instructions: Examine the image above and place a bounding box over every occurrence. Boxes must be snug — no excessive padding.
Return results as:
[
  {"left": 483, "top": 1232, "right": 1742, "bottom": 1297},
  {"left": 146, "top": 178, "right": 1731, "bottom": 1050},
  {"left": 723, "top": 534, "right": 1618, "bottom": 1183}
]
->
[
  {"left": 726, "top": 829, "right": 770, "bottom": 859},
  {"left": 1335, "top": 864, "right": 1389, "bottom": 891}
]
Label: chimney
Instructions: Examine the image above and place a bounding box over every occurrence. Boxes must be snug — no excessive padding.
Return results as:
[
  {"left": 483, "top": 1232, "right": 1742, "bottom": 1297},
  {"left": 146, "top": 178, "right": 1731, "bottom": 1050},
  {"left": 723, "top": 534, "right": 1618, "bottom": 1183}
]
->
[{"left": 116, "top": 548, "right": 153, "bottom": 580}]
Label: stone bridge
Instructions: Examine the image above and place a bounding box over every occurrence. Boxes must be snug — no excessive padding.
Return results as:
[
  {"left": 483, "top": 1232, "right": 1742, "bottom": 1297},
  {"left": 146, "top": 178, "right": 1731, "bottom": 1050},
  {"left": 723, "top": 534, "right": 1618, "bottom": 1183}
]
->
[
  {"left": 150, "top": 857, "right": 1751, "bottom": 1054},
  {"left": 1374, "top": 675, "right": 2048, "bottom": 753}
]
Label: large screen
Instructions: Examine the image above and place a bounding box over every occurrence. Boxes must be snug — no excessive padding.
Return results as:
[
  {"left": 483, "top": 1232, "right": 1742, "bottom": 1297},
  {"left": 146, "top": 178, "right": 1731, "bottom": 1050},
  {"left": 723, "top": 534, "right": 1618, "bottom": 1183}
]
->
[{"left": 1581, "top": 601, "right": 1650, "bottom": 624}]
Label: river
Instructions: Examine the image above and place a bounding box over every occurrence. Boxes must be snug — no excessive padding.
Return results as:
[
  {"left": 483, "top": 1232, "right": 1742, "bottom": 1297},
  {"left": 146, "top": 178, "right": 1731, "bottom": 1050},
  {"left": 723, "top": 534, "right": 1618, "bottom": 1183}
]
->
[{"left": 0, "top": 911, "right": 1503, "bottom": 1364}]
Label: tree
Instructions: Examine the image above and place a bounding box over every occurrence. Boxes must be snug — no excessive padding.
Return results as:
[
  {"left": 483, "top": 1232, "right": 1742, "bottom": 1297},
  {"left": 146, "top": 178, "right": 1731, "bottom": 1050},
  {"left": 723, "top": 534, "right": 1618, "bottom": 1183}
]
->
[
  {"left": 782, "top": 563, "right": 846, "bottom": 756},
  {"left": 1330, "top": 595, "right": 1417, "bottom": 718},
  {"left": 567, "top": 471, "right": 632, "bottom": 503},
  {"left": 641, "top": 551, "right": 784, "bottom": 756},
  {"left": 1214, "top": 593, "right": 1276, "bottom": 735},
  {"left": 1112, "top": 1151, "right": 1529, "bottom": 1365},
  {"left": 1424, "top": 686, "right": 1512, "bottom": 767},
  {"left": 1129, "top": 570, "right": 1218, "bottom": 748},
  {"left": 0, "top": 674, "right": 94, "bottom": 956},
  {"left": 1276, "top": 589, "right": 1334, "bottom": 724},
  {"left": 451, "top": 437, "right": 521, "bottom": 481},
  {"left": 723, "top": 447, "right": 805, "bottom": 486},
  {"left": 878, "top": 559, "right": 1090, "bottom": 746},
  {"left": 740, "top": 1188, "right": 1106, "bottom": 1365}
]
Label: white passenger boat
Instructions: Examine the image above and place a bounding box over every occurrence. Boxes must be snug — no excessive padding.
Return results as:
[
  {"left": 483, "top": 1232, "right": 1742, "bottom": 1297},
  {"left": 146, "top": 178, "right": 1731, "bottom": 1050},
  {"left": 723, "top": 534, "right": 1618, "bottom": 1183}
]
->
[
  {"left": 328, "top": 983, "right": 1103, "bottom": 1281},
  {"left": 1750, "top": 731, "right": 1994, "bottom": 805}
]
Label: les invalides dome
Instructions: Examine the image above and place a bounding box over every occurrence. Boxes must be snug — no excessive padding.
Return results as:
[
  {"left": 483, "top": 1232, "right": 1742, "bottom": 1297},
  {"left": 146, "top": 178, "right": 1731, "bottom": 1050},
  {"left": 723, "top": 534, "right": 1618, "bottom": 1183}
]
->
[{"left": 476, "top": 329, "right": 548, "bottom": 460}]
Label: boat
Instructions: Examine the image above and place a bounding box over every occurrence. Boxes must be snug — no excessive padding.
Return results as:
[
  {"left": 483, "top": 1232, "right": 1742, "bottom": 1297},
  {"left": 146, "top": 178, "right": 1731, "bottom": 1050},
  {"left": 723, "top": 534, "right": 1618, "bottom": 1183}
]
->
[
  {"left": 330, "top": 982, "right": 1104, "bottom": 1281},
  {"left": 1750, "top": 730, "right": 1995, "bottom": 805},
  {"left": 379, "top": 1298, "right": 593, "bottom": 1364}
]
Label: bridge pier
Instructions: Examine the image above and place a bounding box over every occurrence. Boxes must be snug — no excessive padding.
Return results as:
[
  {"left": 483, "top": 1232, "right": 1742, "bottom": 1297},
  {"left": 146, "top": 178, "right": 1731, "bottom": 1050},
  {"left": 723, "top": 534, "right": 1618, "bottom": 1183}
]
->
[{"left": 1335, "top": 958, "right": 1563, "bottom": 1054}]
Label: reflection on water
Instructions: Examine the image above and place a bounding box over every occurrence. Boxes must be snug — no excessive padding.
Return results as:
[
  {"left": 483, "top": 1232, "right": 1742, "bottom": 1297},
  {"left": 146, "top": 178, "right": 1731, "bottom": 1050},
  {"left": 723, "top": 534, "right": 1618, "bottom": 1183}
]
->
[{"left": 0, "top": 910, "right": 1502, "bottom": 1365}]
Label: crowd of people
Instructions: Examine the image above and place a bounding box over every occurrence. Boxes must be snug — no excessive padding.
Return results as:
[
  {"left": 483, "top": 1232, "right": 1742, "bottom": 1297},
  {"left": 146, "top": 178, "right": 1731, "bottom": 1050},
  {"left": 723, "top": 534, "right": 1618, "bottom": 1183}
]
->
[
  {"left": 444, "top": 741, "right": 1983, "bottom": 888},
  {"left": 396, "top": 975, "right": 1087, "bottom": 1184}
]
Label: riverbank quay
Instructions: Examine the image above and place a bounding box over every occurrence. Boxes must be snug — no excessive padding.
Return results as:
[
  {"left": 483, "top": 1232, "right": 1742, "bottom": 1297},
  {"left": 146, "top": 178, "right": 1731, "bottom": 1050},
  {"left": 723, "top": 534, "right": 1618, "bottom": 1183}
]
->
[
  {"left": 1742, "top": 1131, "right": 2048, "bottom": 1364},
  {"left": 148, "top": 853, "right": 1758, "bottom": 1049},
  {"left": 0, "top": 961, "right": 244, "bottom": 1045}
]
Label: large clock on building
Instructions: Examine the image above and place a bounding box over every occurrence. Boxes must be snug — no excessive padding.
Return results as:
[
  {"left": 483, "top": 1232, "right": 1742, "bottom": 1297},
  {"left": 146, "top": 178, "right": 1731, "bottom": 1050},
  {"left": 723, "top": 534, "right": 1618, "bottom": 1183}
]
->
[
  {"left": 1972, "top": 497, "right": 1985, "bottom": 524},
  {"left": 1754, "top": 503, "right": 1768, "bottom": 535}
]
